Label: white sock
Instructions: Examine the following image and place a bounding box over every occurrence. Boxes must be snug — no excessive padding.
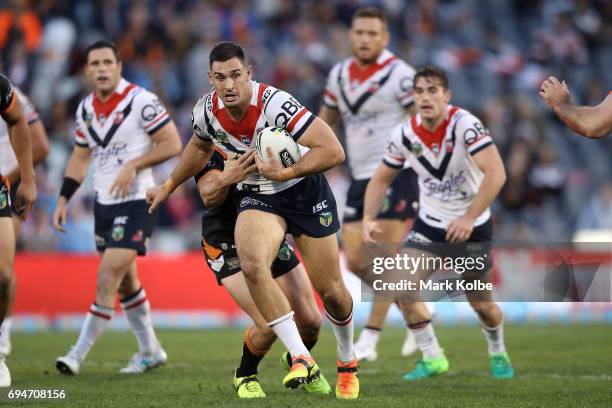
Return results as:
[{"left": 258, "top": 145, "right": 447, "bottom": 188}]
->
[
  {"left": 0, "top": 317, "right": 12, "bottom": 355},
  {"left": 121, "top": 288, "right": 159, "bottom": 355},
  {"left": 480, "top": 320, "right": 506, "bottom": 355},
  {"left": 268, "top": 312, "right": 310, "bottom": 358},
  {"left": 326, "top": 307, "right": 355, "bottom": 363},
  {"left": 71, "top": 303, "right": 114, "bottom": 361},
  {"left": 409, "top": 321, "right": 443, "bottom": 359},
  {"left": 357, "top": 327, "right": 380, "bottom": 347}
]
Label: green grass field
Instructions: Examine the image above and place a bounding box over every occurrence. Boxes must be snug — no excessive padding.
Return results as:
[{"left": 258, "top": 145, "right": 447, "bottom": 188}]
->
[{"left": 3, "top": 325, "right": 611, "bottom": 407}]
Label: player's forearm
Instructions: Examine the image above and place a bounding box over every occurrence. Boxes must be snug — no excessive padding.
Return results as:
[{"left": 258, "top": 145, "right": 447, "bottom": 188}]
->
[
  {"left": 363, "top": 179, "right": 390, "bottom": 222},
  {"left": 199, "top": 173, "right": 231, "bottom": 208},
  {"left": 7, "top": 123, "right": 49, "bottom": 184},
  {"left": 63, "top": 154, "right": 89, "bottom": 184},
  {"left": 8, "top": 118, "right": 35, "bottom": 182},
  {"left": 281, "top": 145, "right": 344, "bottom": 180},
  {"left": 167, "top": 137, "right": 213, "bottom": 189},
  {"left": 552, "top": 103, "right": 606, "bottom": 139},
  {"left": 464, "top": 168, "right": 506, "bottom": 220}
]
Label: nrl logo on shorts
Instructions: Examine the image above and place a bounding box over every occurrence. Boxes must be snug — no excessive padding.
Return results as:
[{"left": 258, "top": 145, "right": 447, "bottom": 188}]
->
[
  {"left": 319, "top": 211, "right": 333, "bottom": 227},
  {"left": 410, "top": 142, "right": 423, "bottom": 157},
  {"left": 0, "top": 192, "right": 7, "bottom": 210},
  {"left": 215, "top": 130, "right": 229, "bottom": 143},
  {"left": 111, "top": 225, "right": 125, "bottom": 241},
  {"left": 277, "top": 242, "right": 291, "bottom": 261}
]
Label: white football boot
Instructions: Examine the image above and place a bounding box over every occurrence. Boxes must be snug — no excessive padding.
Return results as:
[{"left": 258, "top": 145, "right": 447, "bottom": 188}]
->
[
  {"left": 56, "top": 349, "right": 82, "bottom": 375},
  {"left": 0, "top": 354, "right": 10, "bottom": 387},
  {"left": 120, "top": 345, "right": 167, "bottom": 374}
]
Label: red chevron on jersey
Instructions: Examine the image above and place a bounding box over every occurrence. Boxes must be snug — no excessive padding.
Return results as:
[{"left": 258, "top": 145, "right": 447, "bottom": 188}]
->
[
  {"left": 212, "top": 84, "right": 268, "bottom": 144},
  {"left": 92, "top": 83, "right": 137, "bottom": 121},
  {"left": 411, "top": 106, "right": 459, "bottom": 155},
  {"left": 348, "top": 55, "right": 397, "bottom": 87}
]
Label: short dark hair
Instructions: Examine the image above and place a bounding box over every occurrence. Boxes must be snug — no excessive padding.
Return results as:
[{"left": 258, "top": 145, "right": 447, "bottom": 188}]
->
[
  {"left": 413, "top": 66, "right": 449, "bottom": 89},
  {"left": 352, "top": 7, "right": 387, "bottom": 26},
  {"left": 209, "top": 42, "right": 247, "bottom": 69},
  {"left": 85, "top": 40, "right": 121, "bottom": 63}
]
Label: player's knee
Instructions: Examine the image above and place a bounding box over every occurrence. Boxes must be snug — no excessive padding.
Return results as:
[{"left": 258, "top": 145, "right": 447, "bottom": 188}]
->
[
  {"left": 470, "top": 301, "right": 497, "bottom": 318},
  {"left": 240, "top": 258, "right": 269, "bottom": 283},
  {"left": 317, "top": 283, "right": 350, "bottom": 310},
  {"left": 0, "top": 265, "right": 12, "bottom": 287}
]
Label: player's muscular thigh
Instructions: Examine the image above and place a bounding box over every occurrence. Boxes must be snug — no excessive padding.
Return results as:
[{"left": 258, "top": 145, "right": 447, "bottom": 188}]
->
[{"left": 235, "top": 210, "right": 286, "bottom": 277}]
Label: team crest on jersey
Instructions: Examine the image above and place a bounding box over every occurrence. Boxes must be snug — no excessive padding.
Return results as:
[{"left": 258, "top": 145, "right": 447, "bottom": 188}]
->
[
  {"left": 215, "top": 130, "right": 229, "bottom": 143},
  {"left": 240, "top": 135, "right": 251, "bottom": 145},
  {"left": 113, "top": 111, "right": 124, "bottom": 124},
  {"left": 446, "top": 140, "right": 454, "bottom": 153},
  {"left": 319, "top": 211, "right": 333, "bottom": 227},
  {"left": 112, "top": 225, "right": 125, "bottom": 241},
  {"left": 410, "top": 142, "right": 423, "bottom": 157}
]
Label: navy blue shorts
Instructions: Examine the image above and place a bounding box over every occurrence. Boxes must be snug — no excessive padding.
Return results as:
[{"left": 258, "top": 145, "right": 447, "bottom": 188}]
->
[
  {"left": 405, "top": 217, "right": 493, "bottom": 272},
  {"left": 344, "top": 168, "right": 419, "bottom": 223},
  {"left": 237, "top": 174, "right": 340, "bottom": 238},
  {"left": 202, "top": 238, "right": 300, "bottom": 285},
  {"left": 94, "top": 200, "right": 156, "bottom": 256},
  {"left": 0, "top": 176, "right": 10, "bottom": 218}
]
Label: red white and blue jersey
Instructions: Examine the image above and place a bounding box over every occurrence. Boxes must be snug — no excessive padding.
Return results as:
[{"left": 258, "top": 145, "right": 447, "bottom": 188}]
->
[
  {"left": 323, "top": 49, "right": 415, "bottom": 180},
  {"left": 383, "top": 105, "right": 494, "bottom": 229},
  {"left": 74, "top": 78, "right": 170, "bottom": 205},
  {"left": 192, "top": 80, "right": 314, "bottom": 194},
  {"left": 0, "top": 87, "right": 40, "bottom": 175}
]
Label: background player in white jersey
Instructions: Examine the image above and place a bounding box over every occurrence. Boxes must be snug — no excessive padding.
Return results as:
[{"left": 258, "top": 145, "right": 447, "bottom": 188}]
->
[
  {"left": 195, "top": 149, "right": 330, "bottom": 398},
  {"left": 52, "top": 41, "right": 182, "bottom": 375},
  {"left": 147, "top": 42, "right": 359, "bottom": 399},
  {"left": 0, "top": 73, "right": 37, "bottom": 387},
  {"left": 0, "top": 86, "right": 48, "bottom": 372},
  {"left": 363, "top": 66, "right": 514, "bottom": 380},
  {"left": 319, "top": 7, "right": 420, "bottom": 362}
]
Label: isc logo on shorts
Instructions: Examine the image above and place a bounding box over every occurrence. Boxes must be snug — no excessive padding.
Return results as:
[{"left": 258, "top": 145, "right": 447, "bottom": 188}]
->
[{"left": 312, "top": 200, "right": 328, "bottom": 213}]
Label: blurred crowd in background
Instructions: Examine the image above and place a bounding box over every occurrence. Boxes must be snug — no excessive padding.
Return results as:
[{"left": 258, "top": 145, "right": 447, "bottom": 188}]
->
[{"left": 1, "top": 0, "right": 611, "bottom": 252}]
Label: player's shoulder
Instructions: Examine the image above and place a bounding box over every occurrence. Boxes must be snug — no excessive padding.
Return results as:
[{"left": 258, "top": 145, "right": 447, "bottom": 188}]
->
[
  {"left": 260, "top": 82, "right": 295, "bottom": 113},
  {"left": 193, "top": 90, "right": 214, "bottom": 121},
  {"left": 452, "top": 106, "right": 482, "bottom": 128},
  {"left": 391, "top": 57, "right": 416, "bottom": 77}
]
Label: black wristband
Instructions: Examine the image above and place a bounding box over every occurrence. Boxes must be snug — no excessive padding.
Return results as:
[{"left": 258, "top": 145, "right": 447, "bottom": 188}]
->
[{"left": 59, "top": 177, "right": 81, "bottom": 201}]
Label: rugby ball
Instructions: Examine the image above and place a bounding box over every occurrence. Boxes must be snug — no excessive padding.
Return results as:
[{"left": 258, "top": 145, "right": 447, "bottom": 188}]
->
[{"left": 254, "top": 126, "right": 301, "bottom": 168}]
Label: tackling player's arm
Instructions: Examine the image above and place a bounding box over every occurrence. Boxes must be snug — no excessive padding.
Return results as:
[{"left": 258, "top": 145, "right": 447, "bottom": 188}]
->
[
  {"left": 6, "top": 118, "right": 49, "bottom": 185},
  {"left": 198, "top": 151, "right": 257, "bottom": 208},
  {"left": 362, "top": 163, "right": 401, "bottom": 242},
  {"left": 109, "top": 120, "right": 182, "bottom": 198},
  {"left": 52, "top": 145, "right": 92, "bottom": 231},
  {"left": 256, "top": 117, "right": 345, "bottom": 181},
  {"left": 1, "top": 77, "right": 36, "bottom": 220},
  {"left": 445, "top": 144, "right": 506, "bottom": 243},
  {"left": 540, "top": 76, "right": 612, "bottom": 139},
  {"left": 146, "top": 134, "right": 214, "bottom": 213}
]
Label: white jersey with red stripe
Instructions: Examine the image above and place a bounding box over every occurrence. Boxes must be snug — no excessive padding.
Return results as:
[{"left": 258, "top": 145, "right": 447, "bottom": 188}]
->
[
  {"left": 0, "top": 87, "right": 40, "bottom": 175},
  {"left": 323, "top": 49, "right": 415, "bottom": 180},
  {"left": 383, "top": 105, "right": 494, "bottom": 229},
  {"left": 192, "top": 80, "right": 315, "bottom": 194},
  {"left": 74, "top": 78, "right": 171, "bottom": 205}
]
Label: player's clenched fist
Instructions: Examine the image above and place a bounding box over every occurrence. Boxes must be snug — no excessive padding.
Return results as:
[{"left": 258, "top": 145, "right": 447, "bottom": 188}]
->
[
  {"left": 146, "top": 184, "right": 170, "bottom": 214},
  {"left": 539, "top": 76, "right": 570, "bottom": 109}
]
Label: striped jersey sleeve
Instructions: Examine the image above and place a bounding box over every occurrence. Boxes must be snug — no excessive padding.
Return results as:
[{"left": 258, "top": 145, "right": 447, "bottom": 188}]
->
[
  {"left": 383, "top": 123, "right": 407, "bottom": 168},
  {"left": 458, "top": 112, "right": 494, "bottom": 156},
  {"left": 322, "top": 63, "right": 340, "bottom": 109},
  {"left": 135, "top": 89, "right": 171, "bottom": 135},
  {"left": 263, "top": 87, "right": 314, "bottom": 141}
]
